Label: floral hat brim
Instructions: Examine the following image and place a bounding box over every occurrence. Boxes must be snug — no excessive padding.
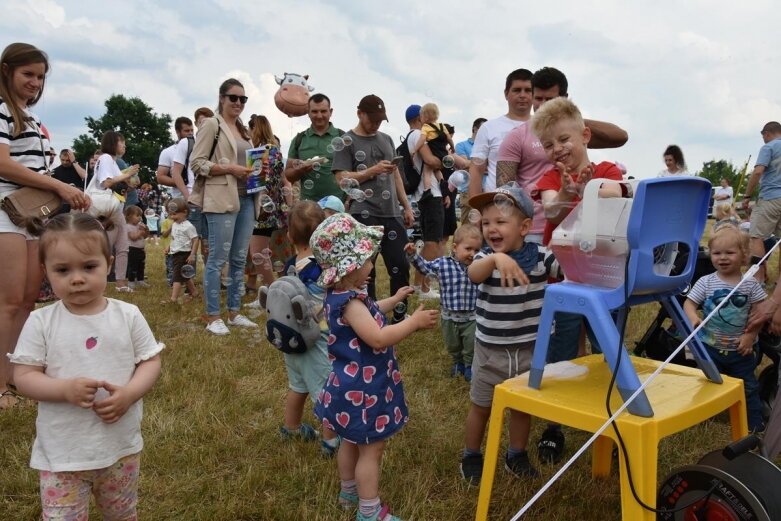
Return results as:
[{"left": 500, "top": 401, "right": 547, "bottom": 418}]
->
[{"left": 310, "top": 214, "right": 384, "bottom": 286}]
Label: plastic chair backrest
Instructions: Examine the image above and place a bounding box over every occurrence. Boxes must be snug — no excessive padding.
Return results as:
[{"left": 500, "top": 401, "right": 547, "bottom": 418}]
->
[{"left": 626, "top": 177, "right": 711, "bottom": 297}]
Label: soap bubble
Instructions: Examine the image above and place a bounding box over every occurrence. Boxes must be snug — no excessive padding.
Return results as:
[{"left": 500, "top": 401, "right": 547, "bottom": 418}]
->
[
  {"left": 472, "top": 157, "right": 485, "bottom": 166},
  {"left": 222, "top": 241, "right": 231, "bottom": 252},
  {"left": 331, "top": 137, "right": 345, "bottom": 151},
  {"left": 388, "top": 230, "right": 397, "bottom": 240},
  {"left": 340, "top": 178, "right": 360, "bottom": 192},
  {"left": 303, "top": 179, "right": 314, "bottom": 190},
  {"left": 181, "top": 264, "right": 195, "bottom": 279},
  {"left": 364, "top": 188, "right": 374, "bottom": 198},
  {"left": 326, "top": 144, "right": 335, "bottom": 154},
  {"left": 449, "top": 170, "right": 469, "bottom": 193},
  {"left": 442, "top": 155, "right": 455, "bottom": 169},
  {"left": 218, "top": 158, "right": 230, "bottom": 166},
  {"left": 237, "top": 282, "right": 246, "bottom": 296},
  {"left": 394, "top": 302, "right": 407, "bottom": 314},
  {"left": 209, "top": 289, "right": 220, "bottom": 298},
  {"left": 167, "top": 202, "right": 178, "bottom": 214},
  {"left": 355, "top": 150, "right": 366, "bottom": 162},
  {"left": 356, "top": 164, "right": 367, "bottom": 172},
  {"left": 261, "top": 248, "right": 272, "bottom": 259},
  {"left": 348, "top": 189, "right": 365, "bottom": 202},
  {"left": 222, "top": 274, "right": 233, "bottom": 287},
  {"left": 312, "top": 162, "right": 321, "bottom": 171},
  {"left": 412, "top": 208, "right": 420, "bottom": 218},
  {"left": 144, "top": 208, "right": 155, "bottom": 217},
  {"left": 493, "top": 193, "right": 516, "bottom": 216},
  {"left": 292, "top": 186, "right": 301, "bottom": 197},
  {"left": 468, "top": 209, "right": 481, "bottom": 223},
  {"left": 392, "top": 267, "right": 399, "bottom": 274},
  {"left": 415, "top": 240, "right": 424, "bottom": 252},
  {"left": 361, "top": 210, "right": 370, "bottom": 219},
  {"left": 273, "top": 261, "right": 285, "bottom": 273},
  {"left": 281, "top": 186, "right": 292, "bottom": 197},
  {"left": 251, "top": 253, "right": 263, "bottom": 265},
  {"left": 342, "top": 135, "right": 353, "bottom": 147},
  {"left": 381, "top": 190, "right": 391, "bottom": 200},
  {"left": 315, "top": 173, "right": 320, "bottom": 179},
  {"left": 260, "top": 195, "right": 275, "bottom": 213}
]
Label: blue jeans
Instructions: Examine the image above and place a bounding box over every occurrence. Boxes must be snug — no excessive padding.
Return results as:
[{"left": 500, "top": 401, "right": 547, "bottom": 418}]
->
[
  {"left": 704, "top": 344, "right": 763, "bottom": 431},
  {"left": 547, "top": 312, "right": 601, "bottom": 363},
  {"left": 203, "top": 195, "right": 256, "bottom": 316}
]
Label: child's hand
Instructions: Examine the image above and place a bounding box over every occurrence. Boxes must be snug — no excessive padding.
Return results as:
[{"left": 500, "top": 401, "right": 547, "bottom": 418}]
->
[
  {"left": 92, "top": 381, "right": 134, "bottom": 424},
  {"left": 64, "top": 377, "right": 101, "bottom": 408},
  {"left": 557, "top": 163, "right": 593, "bottom": 198},
  {"left": 186, "top": 255, "right": 194, "bottom": 265},
  {"left": 163, "top": 246, "right": 170, "bottom": 255},
  {"left": 494, "top": 253, "right": 529, "bottom": 288},
  {"left": 403, "top": 243, "right": 417, "bottom": 255},
  {"left": 410, "top": 304, "right": 439, "bottom": 329},
  {"left": 737, "top": 335, "right": 755, "bottom": 356},
  {"left": 688, "top": 316, "right": 702, "bottom": 329},
  {"left": 394, "top": 286, "right": 415, "bottom": 301}
]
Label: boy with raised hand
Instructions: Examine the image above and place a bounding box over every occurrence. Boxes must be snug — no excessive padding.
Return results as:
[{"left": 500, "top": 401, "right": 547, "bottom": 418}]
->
[
  {"left": 459, "top": 184, "right": 561, "bottom": 485},
  {"left": 529, "top": 97, "right": 624, "bottom": 463}
]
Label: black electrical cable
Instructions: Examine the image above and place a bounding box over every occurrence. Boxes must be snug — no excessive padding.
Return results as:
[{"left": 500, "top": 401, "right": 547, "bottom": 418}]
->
[{"left": 604, "top": 250, "right": 718, "bottom": 515}]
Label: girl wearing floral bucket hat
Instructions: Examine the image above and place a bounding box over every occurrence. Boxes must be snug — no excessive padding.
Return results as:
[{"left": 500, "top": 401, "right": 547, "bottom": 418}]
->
[{"left": 310, "top": 213, "right": 438, "bottom": 521}]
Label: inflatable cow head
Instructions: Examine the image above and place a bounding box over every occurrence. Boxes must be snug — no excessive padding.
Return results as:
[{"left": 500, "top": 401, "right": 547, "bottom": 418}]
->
[{"left": 274, "top": 72, "right": 315, "bottom": 117}]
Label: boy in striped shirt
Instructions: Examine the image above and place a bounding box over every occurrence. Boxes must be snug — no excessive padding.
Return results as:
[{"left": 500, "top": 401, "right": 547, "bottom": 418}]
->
[
  {"left": 459, "top": 183, "right": 560, "bottom": 485},
  {"left": 405, "top": 224, "right": 483, "bottom": 381}
]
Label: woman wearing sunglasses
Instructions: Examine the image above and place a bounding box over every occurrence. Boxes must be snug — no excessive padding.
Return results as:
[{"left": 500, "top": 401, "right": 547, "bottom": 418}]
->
[{"left": 190, "top": 78, "right": 258, "bottom": 336}]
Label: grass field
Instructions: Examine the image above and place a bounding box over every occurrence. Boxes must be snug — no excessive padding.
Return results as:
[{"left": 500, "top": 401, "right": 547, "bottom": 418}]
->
[{"left": 1, "top": 236, "right": 778, "bottom": 520}]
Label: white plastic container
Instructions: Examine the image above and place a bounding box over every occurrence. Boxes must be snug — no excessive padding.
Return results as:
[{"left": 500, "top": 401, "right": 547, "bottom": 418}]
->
[{"left": 549, "top": 179, "right": 634, "bottom": 288}]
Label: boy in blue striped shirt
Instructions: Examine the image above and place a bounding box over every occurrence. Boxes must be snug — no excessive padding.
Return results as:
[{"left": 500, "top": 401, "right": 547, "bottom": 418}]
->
[
  {"left": 405, "top": 224, "right": 483, "bottom": 381},
  {"left": 459, "top": 183, "right": 560, "bottom": 486}
]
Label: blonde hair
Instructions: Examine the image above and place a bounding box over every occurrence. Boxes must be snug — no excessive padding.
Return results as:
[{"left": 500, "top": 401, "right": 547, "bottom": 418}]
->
[
  {"left": 453, "top": 223, "right": 482, "bottom": 244},
  {"left": 249, "top": 115, "right": 278, "bottom": 148},
  {"left": 530, "top": 97, "right": 585, "bottom": 139},
  {"left": 420, "top": 103, "right": 440, "bottom": 124},
  {"left": 714, "top": 202, "right": 733, "bottom": 221},
  {"left": 708, "top": 223, "right": 749, "bottom": 258}
]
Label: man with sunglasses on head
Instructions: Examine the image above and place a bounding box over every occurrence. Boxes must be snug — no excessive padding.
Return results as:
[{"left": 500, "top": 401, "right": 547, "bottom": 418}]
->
[
  {"left": 332, "top": 94, "right": 415, "bottom": 324},
  {"left": 284, "top": 93, "right": 345, "bottom": 202}
]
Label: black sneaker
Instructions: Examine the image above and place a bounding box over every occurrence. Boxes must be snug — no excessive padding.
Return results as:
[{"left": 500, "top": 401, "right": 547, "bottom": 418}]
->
[
  {"left": 505, "top": 451, "right": 540, "bottom": 479},
  {"left": 537, "top": 426, "right": 565, "bottom": 464},
  {"left": 460, "top": 453, "right": 484, "bottom": 486}
]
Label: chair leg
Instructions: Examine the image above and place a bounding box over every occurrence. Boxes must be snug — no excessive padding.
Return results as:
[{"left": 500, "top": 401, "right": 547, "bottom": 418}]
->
[
  {"left": 616, "top": 434, "right": 657, "bottom": 521},
  {"left": 529, "top": 298, "right": 557, "bottom": 389},
  {"left": 728, "top": 394, "right": 749, "bottom": 441},
  {"left": 592, "top": 435, "right": 614, "bottom": 479},
  {"left": 476, "top": 400, "right": 507, "bottom": 521},
  {"left": 661, "top": 298, "right": 722, "bottom": 383}
]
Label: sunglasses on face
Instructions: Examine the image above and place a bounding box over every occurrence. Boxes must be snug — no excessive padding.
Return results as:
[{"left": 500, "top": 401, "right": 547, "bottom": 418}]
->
[{"left": 223, "top": 94, "right": 248, "bottom": 104}]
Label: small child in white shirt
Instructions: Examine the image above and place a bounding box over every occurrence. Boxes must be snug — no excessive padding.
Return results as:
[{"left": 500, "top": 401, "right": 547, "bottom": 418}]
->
[{"left": 161, "top": 198, "right": 199, "bottom": 303}]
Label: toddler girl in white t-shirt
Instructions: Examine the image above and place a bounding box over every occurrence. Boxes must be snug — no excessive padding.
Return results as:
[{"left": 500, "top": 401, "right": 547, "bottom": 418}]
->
[{"left": 9, "top": 212, "right": 163, "bottom": 520}]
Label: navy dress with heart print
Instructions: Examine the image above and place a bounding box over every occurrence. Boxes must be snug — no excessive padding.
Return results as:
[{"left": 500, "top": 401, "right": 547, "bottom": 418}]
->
[{"left": 314, "top": 289, "right": 408, "bottom": 444}]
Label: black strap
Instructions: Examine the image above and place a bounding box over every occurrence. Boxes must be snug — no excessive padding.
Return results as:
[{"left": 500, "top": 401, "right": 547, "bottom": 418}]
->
[
  {"left": 208, "top": 119, "right": 221, "bottom": 161},
  {"left": 182, "top": 136, "right": 195, "bottom": 179},
  {"left": 293, "top": 130, "right": 306, "bottom": 158}
]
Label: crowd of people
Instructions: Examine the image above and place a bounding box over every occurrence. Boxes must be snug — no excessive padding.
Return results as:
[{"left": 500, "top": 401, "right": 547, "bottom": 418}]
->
[{"left": 2, "top": 40, "right": 781, "bottom": 521}]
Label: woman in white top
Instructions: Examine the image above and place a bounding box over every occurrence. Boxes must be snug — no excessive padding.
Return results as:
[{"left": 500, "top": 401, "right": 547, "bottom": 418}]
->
[
  {"left": 657, "top": 144, "right": 689, "bottom": 177},
  {"left": 94, "top": 130, "right": 139, "bottom": 292},
  {"left": 0, "top": 43, "right": 90, "bottom": 409}
]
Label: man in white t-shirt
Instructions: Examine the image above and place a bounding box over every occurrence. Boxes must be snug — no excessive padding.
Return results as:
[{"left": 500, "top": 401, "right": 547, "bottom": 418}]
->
[
  {"left": 155, "top": 117, "right": 194, "bottom": 198},
  {"left": 713, "top": 177, "right": 734, "bottom": 216},
  {"left": 467, "top": 68, "right": 534, "bottom": 199},
  {"left": 405, "top": 104, "right": 449, "bottom": 299}
]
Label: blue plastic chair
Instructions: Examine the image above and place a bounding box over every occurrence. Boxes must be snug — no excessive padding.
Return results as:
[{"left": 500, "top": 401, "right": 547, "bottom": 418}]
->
[{"left": 529, "top": 177, "right": 721, "bottom": 417}]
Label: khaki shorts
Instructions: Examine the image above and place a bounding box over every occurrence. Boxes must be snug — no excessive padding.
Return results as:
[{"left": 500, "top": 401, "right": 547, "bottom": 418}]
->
[
  {"left": 469, "top": 339, "right": 534, "bottom": 407},
  {"left": 749, "top": 197, "right": 781, "bottom": 239}
]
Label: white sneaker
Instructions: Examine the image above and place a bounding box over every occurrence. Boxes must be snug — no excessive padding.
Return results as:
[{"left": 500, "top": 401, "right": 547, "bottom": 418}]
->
[
  {"left": 244, "top": 298, "right": 262, "bottom": 309},
  {"left": 206, "top": 319, "right": 230, "bottom": 336},
  {"left": 418, "top": 288, "right": 440, "bottom": 300},
  {"left": 116, "top": 285, "right": 134, "bottom": 293},
  {"left": 227, "top": 314, "right": 259, "bottom": 328}
]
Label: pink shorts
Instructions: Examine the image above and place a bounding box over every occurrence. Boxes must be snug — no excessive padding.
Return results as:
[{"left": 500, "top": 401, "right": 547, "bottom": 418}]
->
[{"left": 39, "top": 452, "right": 141, "bottom": 521}]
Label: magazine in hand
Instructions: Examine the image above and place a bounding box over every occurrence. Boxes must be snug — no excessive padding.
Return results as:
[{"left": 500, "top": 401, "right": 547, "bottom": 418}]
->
[{"left": 245, "top": 145, "right": 279, "bottom": 194}]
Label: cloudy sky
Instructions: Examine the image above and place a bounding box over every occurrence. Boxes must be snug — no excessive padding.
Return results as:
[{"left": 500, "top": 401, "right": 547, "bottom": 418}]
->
[{"left": 4, "top": 0, "right": 779, "bottom": 179}]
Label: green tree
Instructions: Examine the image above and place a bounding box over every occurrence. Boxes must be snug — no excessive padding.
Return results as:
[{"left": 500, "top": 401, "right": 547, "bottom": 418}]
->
[
  {"left": 695, "top": 159, "right": 740, "bottom": 188},
  {"left": 72, "top": 95, "right": 173, "bottom": 185}
]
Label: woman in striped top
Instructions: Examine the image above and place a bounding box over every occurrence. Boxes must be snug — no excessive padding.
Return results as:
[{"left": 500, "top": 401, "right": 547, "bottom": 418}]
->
[{"left": 0, "top": 43, "right": 90, "bottom": 409}]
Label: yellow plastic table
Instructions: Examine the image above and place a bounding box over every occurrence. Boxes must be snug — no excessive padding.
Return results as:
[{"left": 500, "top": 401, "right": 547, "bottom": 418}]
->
[{"left": 475, "top": 355, "right": 748, "bottom": 521}]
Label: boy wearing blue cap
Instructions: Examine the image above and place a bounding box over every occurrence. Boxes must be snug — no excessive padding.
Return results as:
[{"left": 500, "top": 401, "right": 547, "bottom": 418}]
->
[{"left": 459, "top": 183, "right": 561, "bottom": 485}]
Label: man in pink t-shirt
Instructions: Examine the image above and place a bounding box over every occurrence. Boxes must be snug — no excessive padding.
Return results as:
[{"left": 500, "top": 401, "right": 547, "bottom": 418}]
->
[{"left": 496, "top": 67, "right": 628, "bottom": 244}]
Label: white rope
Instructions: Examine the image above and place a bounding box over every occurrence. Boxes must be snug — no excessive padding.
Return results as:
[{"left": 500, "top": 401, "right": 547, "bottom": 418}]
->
[{"left": 510, "top": 239, "right": 781, "bottom": 520}]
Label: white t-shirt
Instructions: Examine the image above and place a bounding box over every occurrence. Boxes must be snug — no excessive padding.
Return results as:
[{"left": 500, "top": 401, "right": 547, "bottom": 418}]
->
[
  {"left": 657, "top": 168, "right": 689, "bottom": 178},
  {"left": 172, "top": 137, "right": 195, "bottom": 194},
  {"left": 170, "top": 220, "right": 198, "bottom": 253},
  {"left": 9, "top": 299, "right": 164, "bottom": 472},
  {"left": 714, "top": 186, "right": 734, "bottom": 207},
  {"left": 408, "top": 129, "right": 442, "bottom": 199},
  {"left": 158, "top": 144, "right": 182, "bottom": 198},
  {"left": 471, "top": 115, "right": 525, "bottom": 192},
  {"left": 94, "top": 153, "right": 121, "bottom": 189}
]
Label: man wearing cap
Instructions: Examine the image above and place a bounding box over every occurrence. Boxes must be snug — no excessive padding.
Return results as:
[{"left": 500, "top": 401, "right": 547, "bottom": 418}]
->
[
  {"left": 742, "top": 121, "right": 781, "bottom": 282},
  {"left": 404, "top": 103, "right": 450, "bottom": 298},
  {"left": 332, "top": 95, "right": 415, "bottom": 323},
  {"left": 284, "top": 93, "right": 346, "bottom": 202}
]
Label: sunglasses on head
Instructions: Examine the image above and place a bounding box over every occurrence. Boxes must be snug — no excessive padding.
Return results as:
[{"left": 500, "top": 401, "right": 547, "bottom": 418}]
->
[{"left": 223, "top": 94, "right": 248, "bottom": 104}]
